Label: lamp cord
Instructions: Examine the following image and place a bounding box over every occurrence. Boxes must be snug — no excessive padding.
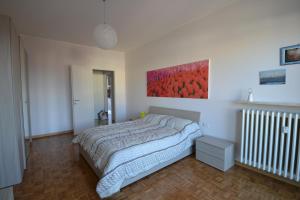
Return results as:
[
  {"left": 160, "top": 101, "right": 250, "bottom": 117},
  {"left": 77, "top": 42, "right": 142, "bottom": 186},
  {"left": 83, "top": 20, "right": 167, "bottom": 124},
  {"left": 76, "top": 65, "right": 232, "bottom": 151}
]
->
[{"left": 103, "top": 0, "right": 106, "bottom": 24}]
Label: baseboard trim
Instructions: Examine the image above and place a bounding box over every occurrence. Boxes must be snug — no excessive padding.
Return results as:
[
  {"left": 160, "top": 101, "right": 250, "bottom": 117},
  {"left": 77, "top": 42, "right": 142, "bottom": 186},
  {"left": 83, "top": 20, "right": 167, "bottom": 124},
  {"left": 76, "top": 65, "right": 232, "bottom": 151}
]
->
[
  {"left": 235, "top": 161, "right": 300, "bottom": 188},
  {"left": 26, "top": 130, "right": 73, "bottom": 140}
]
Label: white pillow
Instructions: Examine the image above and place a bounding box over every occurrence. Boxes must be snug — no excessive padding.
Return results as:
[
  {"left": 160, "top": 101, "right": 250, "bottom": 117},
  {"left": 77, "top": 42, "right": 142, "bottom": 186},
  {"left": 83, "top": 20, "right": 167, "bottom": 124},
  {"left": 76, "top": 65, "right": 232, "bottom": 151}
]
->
[
  {"left": 143, "top": 114, "right": 168, "bottom": 124},
  {"left": 166, "top": 117, "right": 176, "bottom": 128},
  {"left": 151, "top": 114, "right": 167, "bottom": 124},
  {"left": 159, "top": 115, "right": 175, "bottom": 126},
  {"left": 173, "top": 117, "right": 193, "bottom": 131},
  {"left": 142, "top": 114, "right": 154, "bottom": 122}
]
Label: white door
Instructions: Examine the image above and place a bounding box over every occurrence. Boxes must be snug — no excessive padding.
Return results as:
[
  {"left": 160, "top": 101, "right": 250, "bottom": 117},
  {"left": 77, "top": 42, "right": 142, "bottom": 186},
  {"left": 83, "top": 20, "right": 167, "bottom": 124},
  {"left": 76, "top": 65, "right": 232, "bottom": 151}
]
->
[{"left": 71, "top": 66, "right": 94, "bottom": 135}]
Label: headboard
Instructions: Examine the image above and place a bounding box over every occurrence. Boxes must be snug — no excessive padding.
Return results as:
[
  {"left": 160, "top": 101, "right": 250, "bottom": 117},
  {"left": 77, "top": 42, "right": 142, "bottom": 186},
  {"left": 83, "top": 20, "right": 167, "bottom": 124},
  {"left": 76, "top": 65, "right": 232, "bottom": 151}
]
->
[{"left": 149, "top": 106, "right": 201, "bottom": 122}]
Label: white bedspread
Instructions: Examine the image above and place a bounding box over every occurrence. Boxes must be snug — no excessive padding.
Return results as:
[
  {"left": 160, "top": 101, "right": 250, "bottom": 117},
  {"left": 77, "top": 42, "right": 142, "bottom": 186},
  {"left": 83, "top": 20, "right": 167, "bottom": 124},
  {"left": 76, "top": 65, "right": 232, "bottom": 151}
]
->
[{"left": 73, "top": 115, "right": 201, "bottom": 198}]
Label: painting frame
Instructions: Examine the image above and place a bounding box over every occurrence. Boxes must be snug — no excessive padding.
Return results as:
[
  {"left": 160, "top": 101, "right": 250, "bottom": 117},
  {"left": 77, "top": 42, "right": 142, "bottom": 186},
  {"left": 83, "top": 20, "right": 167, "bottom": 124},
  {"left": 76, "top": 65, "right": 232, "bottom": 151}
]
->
[
  {"left": 280, "top": 44, "right": 300, "bottom": 65},
  {"left": 259, "top": 69, "right": 286, "bottom": 85},
  {"left": 147, "top": 59, "right": 209, "bottom": 99}
]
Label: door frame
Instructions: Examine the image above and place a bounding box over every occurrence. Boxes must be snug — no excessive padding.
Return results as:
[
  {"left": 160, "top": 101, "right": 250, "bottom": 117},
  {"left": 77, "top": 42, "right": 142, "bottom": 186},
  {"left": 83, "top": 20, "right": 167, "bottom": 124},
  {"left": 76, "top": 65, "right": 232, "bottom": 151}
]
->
[
  {"left": 20, "top": 47, "right": 32, "bottom": 142},
  {"left": 70, "top": 66, "right": 116, "bottom": 134},
  {"left": 92, "top": 69, "right": 116, "bottom": 123}
]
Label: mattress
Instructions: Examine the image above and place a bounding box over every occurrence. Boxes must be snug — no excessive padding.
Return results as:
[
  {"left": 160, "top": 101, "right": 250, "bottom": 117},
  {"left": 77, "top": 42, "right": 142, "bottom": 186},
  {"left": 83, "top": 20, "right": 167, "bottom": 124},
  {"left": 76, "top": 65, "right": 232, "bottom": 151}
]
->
[{"left": 73, "top": 114, "right": 202, "bottom": 198}]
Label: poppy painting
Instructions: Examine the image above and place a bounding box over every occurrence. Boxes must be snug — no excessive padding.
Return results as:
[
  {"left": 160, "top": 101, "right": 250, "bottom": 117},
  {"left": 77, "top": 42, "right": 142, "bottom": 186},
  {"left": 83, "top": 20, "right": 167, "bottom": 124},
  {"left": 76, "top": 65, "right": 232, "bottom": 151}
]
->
[{"left": 147, "top": 60, "right": 209, "bottom": 99}]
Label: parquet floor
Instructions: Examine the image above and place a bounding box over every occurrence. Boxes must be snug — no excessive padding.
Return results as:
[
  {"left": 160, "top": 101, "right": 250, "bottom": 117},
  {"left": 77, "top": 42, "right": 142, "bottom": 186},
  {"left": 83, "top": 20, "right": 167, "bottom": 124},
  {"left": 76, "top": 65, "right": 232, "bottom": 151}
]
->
[{"left": 14, "top": 133, "right": 300, "bottom": 200}]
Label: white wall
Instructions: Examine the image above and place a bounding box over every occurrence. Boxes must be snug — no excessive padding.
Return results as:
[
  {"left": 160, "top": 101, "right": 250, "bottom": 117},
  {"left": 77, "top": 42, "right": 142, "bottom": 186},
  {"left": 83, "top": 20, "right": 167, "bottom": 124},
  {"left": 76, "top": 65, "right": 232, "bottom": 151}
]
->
[
  {"left": 93, "top": 71, "right": 105, "bottom": 119},
  {"left": 22, "top": 36, "right": 126, "bottom": 136},
  {"left": 126, "top": 0, "right": 300, "bottom": 145}
]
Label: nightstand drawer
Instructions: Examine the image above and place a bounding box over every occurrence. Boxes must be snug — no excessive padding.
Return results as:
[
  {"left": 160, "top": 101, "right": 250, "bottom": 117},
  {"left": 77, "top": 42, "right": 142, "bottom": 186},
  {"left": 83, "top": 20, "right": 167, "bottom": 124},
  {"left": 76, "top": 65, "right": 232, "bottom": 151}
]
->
[
  {"left": 196, "top": 141, "right": 224, "bottom": 160},
  {"left": 196, "top": 150, "right": 224, "bottom": 171},
  {"left": 195, "top": 136, "right": 235, "bottom": 172}
]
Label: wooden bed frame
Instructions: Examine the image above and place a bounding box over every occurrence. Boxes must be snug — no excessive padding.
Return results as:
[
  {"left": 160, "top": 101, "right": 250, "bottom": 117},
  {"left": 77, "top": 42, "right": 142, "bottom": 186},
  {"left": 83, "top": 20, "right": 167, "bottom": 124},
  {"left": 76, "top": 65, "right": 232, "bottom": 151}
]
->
[{"left": 79, "top": 106, "right": 201, "bottom": 189}]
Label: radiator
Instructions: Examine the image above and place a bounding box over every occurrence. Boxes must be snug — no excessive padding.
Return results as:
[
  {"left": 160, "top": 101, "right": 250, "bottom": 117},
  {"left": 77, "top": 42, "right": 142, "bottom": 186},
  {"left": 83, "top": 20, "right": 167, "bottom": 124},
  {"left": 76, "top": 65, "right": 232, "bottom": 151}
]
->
[{"left": 240, "top": 109, "right": 300, "bottom": 182}]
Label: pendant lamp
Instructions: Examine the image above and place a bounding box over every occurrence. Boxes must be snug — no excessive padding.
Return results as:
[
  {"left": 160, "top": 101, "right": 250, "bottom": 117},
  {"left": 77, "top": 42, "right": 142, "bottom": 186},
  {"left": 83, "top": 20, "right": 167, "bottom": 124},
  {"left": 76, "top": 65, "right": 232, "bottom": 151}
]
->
[{"left": 94, "top": 0, "right": 117, "bottom": 49}]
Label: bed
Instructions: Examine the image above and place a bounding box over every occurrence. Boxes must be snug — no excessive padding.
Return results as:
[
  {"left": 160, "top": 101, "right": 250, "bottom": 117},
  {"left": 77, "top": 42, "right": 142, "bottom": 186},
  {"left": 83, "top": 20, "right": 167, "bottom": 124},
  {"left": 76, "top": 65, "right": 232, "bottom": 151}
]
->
[{"left": 73, "top": 106, "right": 202, "bottom": 198}]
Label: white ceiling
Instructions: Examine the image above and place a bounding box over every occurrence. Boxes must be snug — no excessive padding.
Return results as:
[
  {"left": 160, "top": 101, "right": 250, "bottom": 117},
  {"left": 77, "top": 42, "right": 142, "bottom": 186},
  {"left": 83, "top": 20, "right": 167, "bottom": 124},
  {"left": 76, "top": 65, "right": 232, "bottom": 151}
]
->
[{"left": 0, "top": 0, "right": 239, "bottom": 51}]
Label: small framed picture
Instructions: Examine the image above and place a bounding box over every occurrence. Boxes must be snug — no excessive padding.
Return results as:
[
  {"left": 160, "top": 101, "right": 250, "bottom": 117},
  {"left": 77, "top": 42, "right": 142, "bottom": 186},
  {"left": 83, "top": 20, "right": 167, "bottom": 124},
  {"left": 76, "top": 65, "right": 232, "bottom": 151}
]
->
[
  {"left": 280, "top": 44, "right": 300, "bottom": 65},
  {"left": 259, "top": 69, "right": 286, "bottom": 85}
]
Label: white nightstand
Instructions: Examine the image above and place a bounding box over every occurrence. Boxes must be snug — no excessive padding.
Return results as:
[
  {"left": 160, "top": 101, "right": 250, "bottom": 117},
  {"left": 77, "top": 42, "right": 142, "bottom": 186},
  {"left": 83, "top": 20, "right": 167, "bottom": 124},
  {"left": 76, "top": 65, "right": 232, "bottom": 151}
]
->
[{"left": 196, "top": 136, "right": 234, "bottom": 172}]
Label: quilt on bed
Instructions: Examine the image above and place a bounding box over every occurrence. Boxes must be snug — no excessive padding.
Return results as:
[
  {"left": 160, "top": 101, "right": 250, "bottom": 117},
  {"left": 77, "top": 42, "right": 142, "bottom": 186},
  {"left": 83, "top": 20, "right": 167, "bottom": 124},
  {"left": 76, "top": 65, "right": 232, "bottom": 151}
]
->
[{"left": 73, "top": 114, "right": 202, "bottom": 198}]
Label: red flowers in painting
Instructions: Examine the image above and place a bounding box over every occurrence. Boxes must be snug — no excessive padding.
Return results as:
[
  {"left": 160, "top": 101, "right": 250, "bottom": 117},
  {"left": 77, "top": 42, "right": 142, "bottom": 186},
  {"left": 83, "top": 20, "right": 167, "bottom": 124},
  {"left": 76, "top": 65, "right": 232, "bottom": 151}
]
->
[{"left": 147, "top": 60, "right": 209, "bottom": 99}]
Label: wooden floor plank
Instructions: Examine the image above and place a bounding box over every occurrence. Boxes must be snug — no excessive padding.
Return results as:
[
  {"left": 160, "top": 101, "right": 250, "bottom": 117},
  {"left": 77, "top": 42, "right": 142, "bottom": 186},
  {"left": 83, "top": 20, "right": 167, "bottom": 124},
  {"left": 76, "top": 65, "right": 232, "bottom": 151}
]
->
[{"left": 14, "top": 133, "right": 300, "bottom": 200}]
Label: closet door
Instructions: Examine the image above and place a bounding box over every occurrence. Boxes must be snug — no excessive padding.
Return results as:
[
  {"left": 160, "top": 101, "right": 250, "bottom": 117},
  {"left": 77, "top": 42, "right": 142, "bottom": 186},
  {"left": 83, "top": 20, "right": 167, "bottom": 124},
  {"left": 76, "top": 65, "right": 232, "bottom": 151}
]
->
[
  {"left": 0, "top": 15, "right": 24, "bottom": 188},
  {"left": 10, "top": 18, "right": 26, "bottom": 173},
  {"left": 71, "top": 66, "right": 94, "bottom": 134}
]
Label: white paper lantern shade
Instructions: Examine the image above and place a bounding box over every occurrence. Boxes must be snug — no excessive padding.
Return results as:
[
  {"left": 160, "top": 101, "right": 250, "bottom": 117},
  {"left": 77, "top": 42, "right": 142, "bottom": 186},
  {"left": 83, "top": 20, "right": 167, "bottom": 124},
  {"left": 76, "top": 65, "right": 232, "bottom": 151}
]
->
[{"left": 94, "top": 24, "right": 118, "bottom": 49}]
